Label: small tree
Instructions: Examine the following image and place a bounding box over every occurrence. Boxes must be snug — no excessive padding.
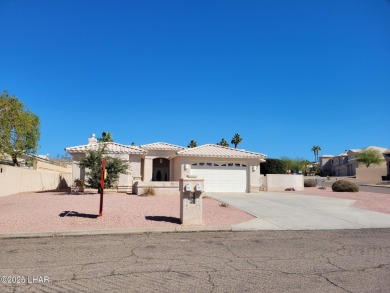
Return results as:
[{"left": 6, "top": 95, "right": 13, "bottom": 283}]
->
[
  {"left": 231, "top": 133, "right": 242, "bottom": 149},
  {"left": 355, "top": 148, "right": 384, "bottom": 168},
  {"left": 217, "top": 138, "right": 229, "bottom": 147},
  {"left": 280, "top": 157, "right": 307, "bottom": 173},
  {"left": 188, "top": 140, "right": 197, "bottom": 148},
  {"left": 0, "top": 91, "right": 40, "bottom": 166},
  {"left": 78, "top": 145, "right": 128, "bottom": 192}
]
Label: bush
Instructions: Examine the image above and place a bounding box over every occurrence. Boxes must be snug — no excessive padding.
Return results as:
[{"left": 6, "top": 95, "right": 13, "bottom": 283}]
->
[
  {"left": 141, "top": 186, "right": 155, "bottom": 196},
  {"left": 260, "top": 158, "right": 286, "bottom": 174},
  {"left": 332, "top": 180, "right": 359, "bottom": 192},
  {"left": 304, "top": 180, "right": 316, "bottom": 187}
]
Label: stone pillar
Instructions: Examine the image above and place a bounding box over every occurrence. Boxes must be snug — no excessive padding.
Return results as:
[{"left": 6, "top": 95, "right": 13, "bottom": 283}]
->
[{"left": 180, "top": 178, "right": 204, "bottom": 225}]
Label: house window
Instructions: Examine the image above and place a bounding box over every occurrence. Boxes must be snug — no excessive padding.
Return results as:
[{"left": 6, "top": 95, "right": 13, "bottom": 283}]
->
[
  {"left": 228, "top": 163, "right": 233, "bottom": 167},
  {"left": 207, "top": 163, "right": 212, "bottom": 166},
  {"left": 214, "top": 163, "right": 219, "bottom": 166}
]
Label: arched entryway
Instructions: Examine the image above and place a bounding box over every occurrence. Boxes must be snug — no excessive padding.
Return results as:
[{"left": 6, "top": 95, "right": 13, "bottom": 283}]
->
[{"left": 152, "top": 158, "right": 170, "bottom": 181}]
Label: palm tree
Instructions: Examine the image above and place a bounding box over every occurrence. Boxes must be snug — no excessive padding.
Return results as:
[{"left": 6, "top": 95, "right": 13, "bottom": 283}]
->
[
  {"left": 231, "top": 133, "right": 243, "bottom": 149},
  {"left": 98, "top": 132, "right": 113, "bottom": 143},
  {"left": 217, "top": 138, "right": 229, "bottom": 147},
  {"left": 311, "top": 145, "right": 321, "bottom": 162},
  {"left": 187, "top": 140, "right": 197, "bottom": 148}
]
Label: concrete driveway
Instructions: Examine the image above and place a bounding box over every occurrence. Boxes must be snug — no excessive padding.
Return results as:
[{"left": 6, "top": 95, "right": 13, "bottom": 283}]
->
[{"left": 206, "top": 192, "right": 390, "bottom": 230}]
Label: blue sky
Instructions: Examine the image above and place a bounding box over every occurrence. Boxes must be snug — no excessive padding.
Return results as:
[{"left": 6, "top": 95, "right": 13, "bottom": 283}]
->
[{"left": 1, "top": 0, "right": 389, "bottom": 161}]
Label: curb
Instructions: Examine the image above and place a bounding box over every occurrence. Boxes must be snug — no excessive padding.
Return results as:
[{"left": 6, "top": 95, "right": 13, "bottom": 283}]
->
[
  {"left": 362, "top": 184, "right": 390, "bottom": 188},
  {"left": 0, "top": 226, "right": 233, "bottom": 239}
]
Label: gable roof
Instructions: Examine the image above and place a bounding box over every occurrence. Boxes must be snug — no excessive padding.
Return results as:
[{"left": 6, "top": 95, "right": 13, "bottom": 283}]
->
[
  {"left": 141, "top": 142, "right": 185, "bottom": 151},
  {"left": 65, "top": 142, "right": 146, "bottom": 155},
  {"left": 174, "top": 144, "right": 266, "bottom": 159}
]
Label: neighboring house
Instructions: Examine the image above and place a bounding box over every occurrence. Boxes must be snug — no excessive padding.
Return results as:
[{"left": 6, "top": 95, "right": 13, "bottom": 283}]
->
[
  {"left": 319, "top": 155, "right": 333, "bottom": 176},
  {"left": 65, "top": 134, "right": 267, "bottom": 194},
  {"left": 384, "top": 149, "right": 390, "bottom": 180},
  {"left": 319, "top": 146, "right": 388, "bottom": 181}
]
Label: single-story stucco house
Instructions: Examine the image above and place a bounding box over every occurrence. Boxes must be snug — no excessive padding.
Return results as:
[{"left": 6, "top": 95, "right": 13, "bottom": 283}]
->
[{"left": 65, "top": 134, "right": 267, "bottom": 194}]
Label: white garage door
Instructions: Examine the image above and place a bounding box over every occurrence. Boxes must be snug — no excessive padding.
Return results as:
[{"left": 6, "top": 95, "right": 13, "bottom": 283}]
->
[{"left": 191, "top": 163, "right": 248, "bottom": 192}]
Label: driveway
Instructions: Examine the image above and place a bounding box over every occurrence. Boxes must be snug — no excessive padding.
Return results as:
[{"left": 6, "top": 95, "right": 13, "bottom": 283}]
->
[{"left": 206, "top": 192, "right": 390, "bottom": 230}]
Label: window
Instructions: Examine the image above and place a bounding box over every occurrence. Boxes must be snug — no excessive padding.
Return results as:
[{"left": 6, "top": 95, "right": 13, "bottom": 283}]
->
[
  {"left": 214, "top": 163, "right": 219, "bottom": 166},
  {"left": 207, "top": 163, "right": 212, "bottom": 166},
  {"left": 228, "top": 163, "right": 233, "bottom": 167}
]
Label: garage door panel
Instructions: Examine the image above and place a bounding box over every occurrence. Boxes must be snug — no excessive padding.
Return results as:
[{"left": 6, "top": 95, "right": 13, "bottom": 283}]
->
[{"left": 191, "top": 164, "right": 247, "bottom": 192}]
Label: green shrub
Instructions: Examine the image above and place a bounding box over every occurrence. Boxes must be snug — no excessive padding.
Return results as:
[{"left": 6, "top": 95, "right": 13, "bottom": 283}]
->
[
  {"left": 332, "top": 180, "right": 359, "bottom": 192},
  {"left": 304, "top": 180, "right": 316, "bottom": 187},
  {"left": 260, "top": 158, "right": 286, "bottom": 174}
]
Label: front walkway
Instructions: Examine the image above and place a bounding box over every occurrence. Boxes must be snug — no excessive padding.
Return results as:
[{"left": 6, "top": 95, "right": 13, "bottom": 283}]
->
[{"left": 206, "top": 192, "right": 390, "bottom": 230}]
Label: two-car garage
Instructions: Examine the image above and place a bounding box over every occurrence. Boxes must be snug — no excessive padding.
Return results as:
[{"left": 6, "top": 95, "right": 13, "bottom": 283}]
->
[{"left": 190, "top": 162, "right": 248, "bottom": 192}]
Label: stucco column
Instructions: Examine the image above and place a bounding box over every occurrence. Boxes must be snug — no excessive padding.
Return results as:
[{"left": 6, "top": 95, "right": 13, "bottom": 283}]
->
[
  {"left": 248, "top": 161, "right": 261, "bottom": 192},
  {"left": 144, "top": 157, "right": 153, "bottom": 182},
  {"left": 130, "top": 156, "right": 142, "bottom": 181}
]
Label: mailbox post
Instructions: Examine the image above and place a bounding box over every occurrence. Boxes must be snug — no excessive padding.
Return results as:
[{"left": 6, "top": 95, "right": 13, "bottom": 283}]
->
[{"left": 180, "top": 178, "right": 204, "bottom": 225}]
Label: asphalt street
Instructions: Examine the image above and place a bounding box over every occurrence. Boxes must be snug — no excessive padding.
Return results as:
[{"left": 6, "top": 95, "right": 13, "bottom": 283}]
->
[{"left": 1, "top": 229, "right": 390, "bottom": 292}]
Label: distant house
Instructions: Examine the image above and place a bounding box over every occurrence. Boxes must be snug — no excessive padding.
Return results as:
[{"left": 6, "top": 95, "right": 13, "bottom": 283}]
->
[
  {"left": 320, "top": 146, "right": 388, "bottom": 181},
  {"left": 384, "top": 149, "right": 390, "bottom": 180},
  {"left": 65, "top": 134, "right": 267, "bottom": 194}
]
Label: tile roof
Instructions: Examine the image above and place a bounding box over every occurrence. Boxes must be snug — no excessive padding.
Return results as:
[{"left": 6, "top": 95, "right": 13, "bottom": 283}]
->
[
  {"left": 65, "top": 142, "right": 146, "bottom": 154},
  {"left": 141, "top": 142, "right": 185, "bottom": 151},
  {"left": 175, "top": 144, "right": 267, "bottom": 159},
  {"left": 348, "top": 146, "right": 388, "bottom": 153}
]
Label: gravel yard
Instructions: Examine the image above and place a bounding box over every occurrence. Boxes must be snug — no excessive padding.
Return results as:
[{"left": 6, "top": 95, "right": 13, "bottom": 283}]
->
[{"left": 0, "top": 192, "right": 254, "bottom": 233}]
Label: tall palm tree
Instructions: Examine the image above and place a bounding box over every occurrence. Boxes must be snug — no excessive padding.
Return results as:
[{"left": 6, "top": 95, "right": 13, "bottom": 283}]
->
[
  {"left": 231, "top": 133, "right": 243, "bottom": 149},
  {"left": 187, "top": 140, "right": 197, "bottom": 148},
  {"left": 311, "top": 145, "right": 321, "bottom": 162},
  {"left": 217, "top": 138, "right": 229, "bottom": 147}
]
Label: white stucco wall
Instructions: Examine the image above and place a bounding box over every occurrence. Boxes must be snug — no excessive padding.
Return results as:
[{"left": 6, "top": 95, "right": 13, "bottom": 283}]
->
[
  {"left": 0, "top": 164, "right": 72, "bottom": 197},
  {"left": 265, "top": 174, "right": 304, "bottom": 191}
]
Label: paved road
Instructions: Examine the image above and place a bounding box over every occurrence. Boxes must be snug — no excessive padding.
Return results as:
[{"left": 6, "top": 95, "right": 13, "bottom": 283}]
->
[
  {"left": 1, "top": 230, "right": 390, "bottom": 292},
  {"left": 207, "top": 192, "right": 390, "bottom": 230}
]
